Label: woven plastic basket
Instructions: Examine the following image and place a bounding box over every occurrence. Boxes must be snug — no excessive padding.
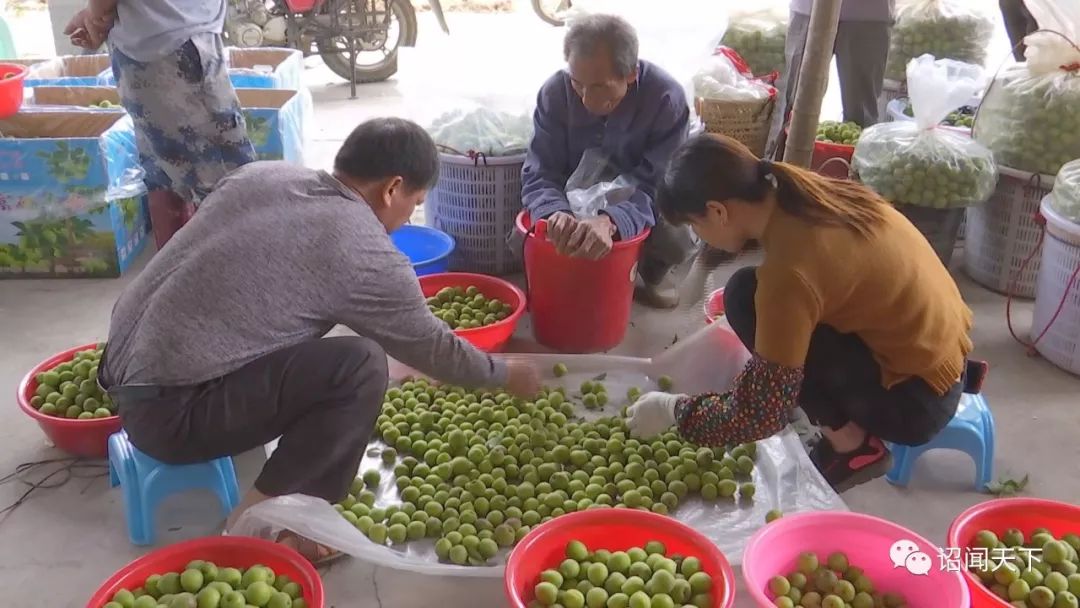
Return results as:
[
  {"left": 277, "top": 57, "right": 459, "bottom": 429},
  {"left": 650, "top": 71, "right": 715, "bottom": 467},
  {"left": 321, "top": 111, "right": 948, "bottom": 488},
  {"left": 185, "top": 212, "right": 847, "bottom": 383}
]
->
[
  {"left": 963, "top": 165, "right": 1054, "bottom": 298},
  {"left": 895, "top": 204, "right": 966, "bottom": 266},
  {"left": 696, "top": 96, "right": 776, "bottom": 156},
  {"left": 1033, "top": 198, "right": 1080, "bottom": 376},
  {"left": 425, "top": 150, "right": 525, "bottom": 275}
]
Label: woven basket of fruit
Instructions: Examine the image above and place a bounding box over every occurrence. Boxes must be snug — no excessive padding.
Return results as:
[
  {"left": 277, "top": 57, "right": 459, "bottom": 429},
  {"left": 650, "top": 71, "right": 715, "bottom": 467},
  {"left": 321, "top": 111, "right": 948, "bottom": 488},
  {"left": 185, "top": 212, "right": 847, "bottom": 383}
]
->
[{"left": 696, "top": 97, "right": 776, "bottom": 157}]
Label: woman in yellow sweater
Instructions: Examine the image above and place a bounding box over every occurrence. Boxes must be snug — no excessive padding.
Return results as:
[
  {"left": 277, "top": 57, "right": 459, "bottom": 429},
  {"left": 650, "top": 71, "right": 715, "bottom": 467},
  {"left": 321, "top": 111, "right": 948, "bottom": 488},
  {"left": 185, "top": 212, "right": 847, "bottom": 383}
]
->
[{"left": 626, "top": 134, "right": 980, "bottom": 492}]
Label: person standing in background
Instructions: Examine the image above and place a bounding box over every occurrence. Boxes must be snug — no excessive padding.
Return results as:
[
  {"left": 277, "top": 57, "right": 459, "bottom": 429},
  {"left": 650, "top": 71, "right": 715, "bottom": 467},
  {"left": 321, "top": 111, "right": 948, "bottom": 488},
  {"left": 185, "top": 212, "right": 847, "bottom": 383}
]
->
[
  {"left": 64, "top": 0, "right": 256, "bottom": 249},
  {"left": 999, "top": 0, "right": 1038, "bottom": 61},
  {"left": 768, "top": 0, "right": 895, "bottom": 158}
]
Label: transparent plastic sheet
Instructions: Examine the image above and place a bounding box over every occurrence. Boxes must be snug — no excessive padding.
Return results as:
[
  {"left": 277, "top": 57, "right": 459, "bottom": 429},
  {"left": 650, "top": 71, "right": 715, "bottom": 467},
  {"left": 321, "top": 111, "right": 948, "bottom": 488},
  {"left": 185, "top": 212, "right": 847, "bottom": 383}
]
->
[
  {"left": 425, "top": 105, "right": 533, "bottom": 158},
  {"left": 0, "top": 111, "right": 149, "bottom": 276},
  {"left": 237, "top": 324, "right": 846, "bottom": 576},
  {"left": 564, "top": 148, "right": 634, "bottom": 218},
  {"left": 16, "top": 54, "right": 113, "bottom": 87},
  {"left": 853, "top": 55, "right": 997, "bottom": 209},
  {"left": 1050, "top": 159, "right": 1080, "bottom": 224},
  {"left": 885, "top": 0, "right": 994, "bottom": 82},
  {"left": 564, "top": 0, "right": 728, "bottom": 114},
  {"left": 720, "top": 7, "right": 788, "bottom": 78},
  {"left": 23, "top": 85, "right": 124, "bottom": 113},
  {"left": 973, "top": 0, "right": 1080, "bottom": 177}
]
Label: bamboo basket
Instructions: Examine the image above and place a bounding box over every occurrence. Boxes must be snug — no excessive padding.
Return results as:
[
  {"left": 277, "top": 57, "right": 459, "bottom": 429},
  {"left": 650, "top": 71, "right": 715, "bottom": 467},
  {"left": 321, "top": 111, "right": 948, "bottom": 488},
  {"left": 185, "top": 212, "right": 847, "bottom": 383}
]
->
[{"left": 695, "top": 96, "right": 776, "bottom": 156}]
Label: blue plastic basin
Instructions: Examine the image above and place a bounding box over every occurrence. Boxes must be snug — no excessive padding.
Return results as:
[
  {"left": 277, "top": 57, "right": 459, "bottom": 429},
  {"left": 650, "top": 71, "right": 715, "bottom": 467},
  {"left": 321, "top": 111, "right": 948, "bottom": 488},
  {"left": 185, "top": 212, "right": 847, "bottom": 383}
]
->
[{"left": 390, "top": 224, "right": 455, "bottom": 276}]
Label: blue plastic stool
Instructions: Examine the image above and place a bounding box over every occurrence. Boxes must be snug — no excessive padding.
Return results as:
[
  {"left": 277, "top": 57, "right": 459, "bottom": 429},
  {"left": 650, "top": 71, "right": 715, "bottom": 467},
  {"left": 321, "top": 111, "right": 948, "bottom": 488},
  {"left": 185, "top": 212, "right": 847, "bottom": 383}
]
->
[
  {"left": 108, "top": 431, "right": 241, "bottom": 545},
  {"left": 885, "top": 368, "right": 996, "bottom": 491}
]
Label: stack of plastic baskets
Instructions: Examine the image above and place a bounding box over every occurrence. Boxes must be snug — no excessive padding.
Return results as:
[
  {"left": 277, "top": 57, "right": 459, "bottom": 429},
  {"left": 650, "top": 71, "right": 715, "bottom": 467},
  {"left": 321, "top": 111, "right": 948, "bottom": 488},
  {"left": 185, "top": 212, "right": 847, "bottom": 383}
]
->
[
  {"left": 1033, "top": 197, "right": 1080, "bottom": 376},
  {"left": 964, "top": 165, "right": 1054, "bottom": 297},
  {"left": 425, "top": 150, "right": 525, "bottom": 275}
]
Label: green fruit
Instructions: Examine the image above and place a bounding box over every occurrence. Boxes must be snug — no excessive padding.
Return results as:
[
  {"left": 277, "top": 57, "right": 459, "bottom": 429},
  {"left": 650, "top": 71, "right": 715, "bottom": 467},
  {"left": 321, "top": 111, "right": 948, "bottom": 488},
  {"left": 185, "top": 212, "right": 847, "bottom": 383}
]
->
[
  {"left": 765, "top": 509, "right": 783, "bottom": 523},
  {"left": 221, "top": 591, "right": 247, "bottom": 608},
  {"left": 160, "top": 573, "right": 183, "bottom": 595},
  {"left": 220, "top": 568, "right": 243, "bottom": 589},
  {"left": 196, "top": 587, "right": 222, "bottom": 608},
  {"left": 553, "top": 363, "right": 568, "bottom": 377},
  {"left": 180, "top": 569, "right": 204, "bottom": 593},
  {"left": 769, "top": 575, "right": 791, "bottom": 596},
  {"left": 133, "top": 597, "right": 160, "bottom": 608},
  {"left": 246, "top": 581, "right": 273, "bottom": 607},
  {"left": 657, "top": 376, "right": 673, "bottom": 391}
]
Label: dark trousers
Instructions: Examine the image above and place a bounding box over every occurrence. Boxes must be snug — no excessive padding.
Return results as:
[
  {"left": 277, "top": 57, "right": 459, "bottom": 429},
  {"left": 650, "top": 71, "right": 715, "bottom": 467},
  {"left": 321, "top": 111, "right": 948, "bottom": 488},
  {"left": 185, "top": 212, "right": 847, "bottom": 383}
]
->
[
  {"left": 723, "top": 267, "right": 960, "bottom": 447},
  {"left": 1000, "top": 0, "right": 1038, "bottom": 61},
  {"left": 768, "top": 13, "right": 891, "bottom": 157},
  {"left": 639, "top": 214, "right": 696, "bottom": 285},
  {"left": 103, "top": 337, "right": 388, "bottom": 502}
]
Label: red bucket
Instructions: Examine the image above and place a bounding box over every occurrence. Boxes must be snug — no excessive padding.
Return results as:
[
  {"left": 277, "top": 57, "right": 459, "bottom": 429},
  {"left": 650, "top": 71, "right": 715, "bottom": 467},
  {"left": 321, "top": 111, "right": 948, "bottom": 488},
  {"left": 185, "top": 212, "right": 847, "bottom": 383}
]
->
[
  {"left": 86, "top": 536, "right": 325, "bottom": 608},
  {"left": 704, "top": 288, "right": 726, "bottom": 324},
  {"left": 0, "top": 63, "right": 27, "bottom": 119},
  {"left": 17, "top": 343, "right": 120, "bottom": 458},
  {"left": 516, "top": 212, "right": 649, "bottom": 353},
  {"left": 418, "top": 272, "right": 526, "bottom": 353},
  {"left": 947, "top": 498, "right": 1080, "bottom": 608},
  {"left": 505, "top": 509, "right": 736, "bottom": 608},
  {"left": 810, "top": 139, "right": 855, "bottom": 179}
]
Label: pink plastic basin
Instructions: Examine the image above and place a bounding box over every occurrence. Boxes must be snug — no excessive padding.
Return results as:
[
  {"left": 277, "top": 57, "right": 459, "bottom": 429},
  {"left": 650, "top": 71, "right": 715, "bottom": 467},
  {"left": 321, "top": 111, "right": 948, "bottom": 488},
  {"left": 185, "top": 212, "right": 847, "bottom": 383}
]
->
[
  {"left": 704, "top": 288, "right": 725, "bottom": 324},
  {"left": 743, "top": 511, "right": 970, "bottom": 608}
]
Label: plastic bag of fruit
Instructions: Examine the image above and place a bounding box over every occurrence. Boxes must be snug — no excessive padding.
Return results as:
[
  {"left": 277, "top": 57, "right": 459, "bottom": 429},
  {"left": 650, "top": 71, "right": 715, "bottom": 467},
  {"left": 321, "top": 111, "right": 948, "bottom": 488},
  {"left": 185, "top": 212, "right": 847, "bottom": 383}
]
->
[
  {"left": 853, "top": 55, "right": 997, "bottom": 209},
  {"left": 974, "top": 0, "right": 1080, "bottom": 177},
  {"left": 1050, "top": 159, "right": 1080, "bottom": 224},
  {"left": 885, "top": 0, "right": 993, "bottom": 83},
  {"left": 720, "top": 7, "right": 788, "bottom": 78}
]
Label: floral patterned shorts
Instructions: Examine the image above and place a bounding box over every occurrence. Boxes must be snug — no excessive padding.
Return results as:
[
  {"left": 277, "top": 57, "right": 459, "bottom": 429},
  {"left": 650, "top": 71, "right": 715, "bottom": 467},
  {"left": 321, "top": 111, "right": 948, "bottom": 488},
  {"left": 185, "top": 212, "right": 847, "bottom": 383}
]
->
[{"left": 110, "top": 33, "right": 256, "bottom": 205}]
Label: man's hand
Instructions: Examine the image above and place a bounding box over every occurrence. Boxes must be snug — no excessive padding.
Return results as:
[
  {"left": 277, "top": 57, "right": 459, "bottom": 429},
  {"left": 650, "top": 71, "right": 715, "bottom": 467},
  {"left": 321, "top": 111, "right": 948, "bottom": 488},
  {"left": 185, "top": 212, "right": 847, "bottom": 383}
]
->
[
  {"left": 504, "top": 358, "right": 541, "bottom": 399},
  {"left": 64, "top": 7, "right": 114, "bottom": 49},
  {"left": 625, "top": 392, "right": 685, "bottom": 439},
  {"left": 545, "top": 212, "right": 616, "bottom": 260}
]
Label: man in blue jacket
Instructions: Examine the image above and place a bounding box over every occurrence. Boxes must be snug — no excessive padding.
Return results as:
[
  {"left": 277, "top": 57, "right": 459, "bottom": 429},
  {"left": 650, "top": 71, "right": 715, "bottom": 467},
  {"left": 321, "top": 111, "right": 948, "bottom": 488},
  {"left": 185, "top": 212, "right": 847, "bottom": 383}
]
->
[{"left": 522, "top": 14, "right": 694, "bottom": 309}]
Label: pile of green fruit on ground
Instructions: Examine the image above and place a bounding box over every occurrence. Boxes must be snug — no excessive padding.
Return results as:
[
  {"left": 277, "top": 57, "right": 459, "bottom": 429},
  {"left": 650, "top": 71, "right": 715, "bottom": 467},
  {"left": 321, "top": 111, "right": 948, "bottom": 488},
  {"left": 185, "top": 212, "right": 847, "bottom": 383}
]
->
[
  {"left": 427, "top": 285, "right": 514, "bottom": 330},
  {"left": 333, "top": 374, "right": 760, "bottom": 566},
  {"left": 853, "top": 124, "right": 997, "bottom": 208},
  {"left": 815, "top": 121, "right": 861, "bottom": 146},
  {"left": 531, "top": 539, "right": 717, "bottom": 608},
  {"left": 28, "top": 344, "right": 115, "bottom": 419},
  {"left": 967, "top": 527, "right": 1080, "bottom": 608},
  {"left": 100, "top": 561, "right": 307, "bottom": 608},
  {"left": 767, "top": 551, "right": 909, "bottom": 608},
  {"left": 884, "top": 0, "right": 992, "bottom": 82},
  {"left": 975, "top": 65, "right": 1080, "bottom": 176},
  {"left": 901, "top": 102, "right": 975, "bottom": 129},
  {"left": 721, "top": 11, "right": 787, "bottom": 77}
]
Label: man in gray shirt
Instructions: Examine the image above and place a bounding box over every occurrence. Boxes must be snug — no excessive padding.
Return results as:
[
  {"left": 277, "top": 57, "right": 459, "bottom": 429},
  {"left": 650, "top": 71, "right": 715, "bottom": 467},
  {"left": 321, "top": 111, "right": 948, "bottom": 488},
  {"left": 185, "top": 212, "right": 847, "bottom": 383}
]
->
[{"left": 99, "top": 119, "right": 539, "bottom": 555}]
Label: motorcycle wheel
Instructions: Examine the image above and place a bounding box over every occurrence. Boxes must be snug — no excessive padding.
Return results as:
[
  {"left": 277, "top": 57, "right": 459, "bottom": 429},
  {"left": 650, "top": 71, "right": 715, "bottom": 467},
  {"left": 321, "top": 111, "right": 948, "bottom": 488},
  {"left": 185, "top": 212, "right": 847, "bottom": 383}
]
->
[
  {"left": 317, "top": 0, "right": 418, "bottom": 84},
  {"left": 532, "top": 0, "right": 570, "bottom": 27}
]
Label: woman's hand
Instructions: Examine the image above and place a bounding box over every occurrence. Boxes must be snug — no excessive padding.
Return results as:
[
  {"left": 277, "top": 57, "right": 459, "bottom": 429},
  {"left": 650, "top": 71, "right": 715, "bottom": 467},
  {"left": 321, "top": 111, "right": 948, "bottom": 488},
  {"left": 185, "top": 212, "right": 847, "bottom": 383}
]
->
[
  {"left": 625, "top": 392, "right": 686, "bottom": 439},
  {"left": 504, "top": 358, "right": 541, "bottom": 399}
]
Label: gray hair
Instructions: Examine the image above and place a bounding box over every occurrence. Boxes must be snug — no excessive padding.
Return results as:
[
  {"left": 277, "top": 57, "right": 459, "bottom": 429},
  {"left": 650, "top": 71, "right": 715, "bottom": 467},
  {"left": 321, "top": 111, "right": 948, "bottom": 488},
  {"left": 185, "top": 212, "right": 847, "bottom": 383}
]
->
[{"left": 563, "top": 14, "right": 639, "bottom": 78}]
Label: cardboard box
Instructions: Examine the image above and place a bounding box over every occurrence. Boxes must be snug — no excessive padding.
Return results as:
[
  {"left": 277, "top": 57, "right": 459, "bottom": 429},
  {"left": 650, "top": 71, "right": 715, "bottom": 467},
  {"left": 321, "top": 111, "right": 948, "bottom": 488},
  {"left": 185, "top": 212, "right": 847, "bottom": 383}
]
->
[
  {"left": 29, "top": 86, "right": 123, "bottom": 111},
  {"left": 227, "top": 47, "right": 303, "bottom": 89},
  {"left": 15, "top": 55, "right": 112, "bottom": 87},
  {"left": 237, "top": 89, "right": 305, "bottom": 163},
  {"left": 0, "top": 112, "right": 149, "bottom": 278}
]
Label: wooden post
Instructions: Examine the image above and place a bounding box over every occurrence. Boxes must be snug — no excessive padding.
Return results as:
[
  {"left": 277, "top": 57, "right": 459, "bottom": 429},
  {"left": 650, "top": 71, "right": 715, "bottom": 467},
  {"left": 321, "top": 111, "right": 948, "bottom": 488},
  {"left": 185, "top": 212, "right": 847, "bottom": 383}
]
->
[{"left": 783, "top": 0, "right": 843, "bottom": 168}]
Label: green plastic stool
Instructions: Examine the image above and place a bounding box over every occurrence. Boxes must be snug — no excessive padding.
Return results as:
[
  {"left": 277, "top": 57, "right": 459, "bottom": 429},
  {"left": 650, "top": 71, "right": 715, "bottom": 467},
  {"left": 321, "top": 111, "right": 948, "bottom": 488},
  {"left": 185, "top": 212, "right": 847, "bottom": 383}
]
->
[{"left": 0, "top": 13, "right": 16, "bottom": 59}]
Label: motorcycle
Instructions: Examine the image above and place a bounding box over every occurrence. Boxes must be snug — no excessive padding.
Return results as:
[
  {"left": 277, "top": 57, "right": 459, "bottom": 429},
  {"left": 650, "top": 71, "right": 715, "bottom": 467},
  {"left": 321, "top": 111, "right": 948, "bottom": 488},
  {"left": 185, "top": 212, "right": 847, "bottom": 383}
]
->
[
  {"left": 532, "top": 0, "right": 570, "bottom": 26},
  {"left": 225, "top": 0, "right": 450, "bottom": 84}
]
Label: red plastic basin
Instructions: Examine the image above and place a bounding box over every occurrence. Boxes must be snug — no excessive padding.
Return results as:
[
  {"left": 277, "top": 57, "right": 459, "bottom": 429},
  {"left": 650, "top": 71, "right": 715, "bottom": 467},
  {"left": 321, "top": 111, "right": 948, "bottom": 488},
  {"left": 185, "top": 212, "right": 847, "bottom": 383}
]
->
[
  {"left": 811, "top": 139, "right": 855, "bottom": 179},
  {"left": 505, "top": 509, "right": 736, "bottom": 608},
  {"left": 17, "top": 343, "right": 120, "bottom": 458},
  {"left": 948, "top": 498, "right": 1080, "bottom": 608},
  {"left": 0, "top": 63, "right": 27, "bottom": 119},
  {"left": 86, "top": 536, "right": 325, "bottom": 608},
  {"left": 704, "top": 288, "right": 726, "bottom": 325},
  {"left": 418, "top": 272, "right": 526, "bottom": 353}
]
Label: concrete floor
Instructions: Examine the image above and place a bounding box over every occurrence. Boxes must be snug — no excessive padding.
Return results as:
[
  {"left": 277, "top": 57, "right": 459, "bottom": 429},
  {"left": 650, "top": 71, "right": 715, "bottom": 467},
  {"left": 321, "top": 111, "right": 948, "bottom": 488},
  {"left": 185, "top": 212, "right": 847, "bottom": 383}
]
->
[{"left": 2, "top": 7, "right": 1078, "bottom": 608}]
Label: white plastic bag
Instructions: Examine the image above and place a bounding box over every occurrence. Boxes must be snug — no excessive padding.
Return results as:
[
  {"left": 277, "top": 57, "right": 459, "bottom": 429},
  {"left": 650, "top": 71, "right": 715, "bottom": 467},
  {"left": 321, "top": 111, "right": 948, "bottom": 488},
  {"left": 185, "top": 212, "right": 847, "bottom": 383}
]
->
[
  {"left": 720, "top": 7, "right": 788, "bottom": 77},
  {"left": 853, "top": 55, "right": 997, "bottom": 208},
  {"left": 692, "top": 53, "right": 774, "bottom": 102},
  {"left": 426, "top": 107, "right": 533, "bottom": 157},
  {"left": 974, "top": 0, "right": 1080, "bottom": 177},
  {"left": 564, "top": 149, "right": 635, "bottom": 217},
  {"left": 885, "top": 0, "right": 994, "bottom": 82},
  {"left": 1050, "top": 159, "right": 1080, "bottom": 224}
]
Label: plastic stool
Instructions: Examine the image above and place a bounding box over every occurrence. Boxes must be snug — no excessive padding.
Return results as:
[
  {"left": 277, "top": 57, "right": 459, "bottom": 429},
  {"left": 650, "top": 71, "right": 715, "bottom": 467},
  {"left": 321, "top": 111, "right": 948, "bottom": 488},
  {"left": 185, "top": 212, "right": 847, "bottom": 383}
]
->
[
  {"left": 108, "top": 431, "right": 241, "bottom": 545},
  {"left": 885, "top": 363, "right": 995, "bottom": 491},
  {"left": 0, "top": 14, "right": 16, "bottom": 60}
]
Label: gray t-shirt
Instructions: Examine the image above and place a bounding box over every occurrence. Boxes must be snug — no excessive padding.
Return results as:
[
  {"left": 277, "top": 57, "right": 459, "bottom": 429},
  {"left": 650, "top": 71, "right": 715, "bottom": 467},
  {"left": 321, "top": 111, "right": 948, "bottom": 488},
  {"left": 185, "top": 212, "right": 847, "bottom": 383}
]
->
[
  {"left": 104, "top": 162, "right": 506, "bottom": 390},
  {"left": 109, "top": 0, "right": 226, "bottom": 62}
]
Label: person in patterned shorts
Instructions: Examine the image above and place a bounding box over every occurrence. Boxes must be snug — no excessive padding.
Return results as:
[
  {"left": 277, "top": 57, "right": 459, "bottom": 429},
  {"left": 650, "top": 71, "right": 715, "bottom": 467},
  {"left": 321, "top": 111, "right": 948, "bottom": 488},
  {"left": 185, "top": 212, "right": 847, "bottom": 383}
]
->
[{"left": 65, "top": 0, "right": 256, "bottom": 249}]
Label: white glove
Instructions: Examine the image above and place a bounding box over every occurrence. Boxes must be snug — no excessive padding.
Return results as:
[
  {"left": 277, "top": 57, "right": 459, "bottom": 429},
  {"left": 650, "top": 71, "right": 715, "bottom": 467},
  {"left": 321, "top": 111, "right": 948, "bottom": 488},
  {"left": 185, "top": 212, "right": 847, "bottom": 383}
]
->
[{"left": 625, "top": 392, "right": 686, "bottom": 439}]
